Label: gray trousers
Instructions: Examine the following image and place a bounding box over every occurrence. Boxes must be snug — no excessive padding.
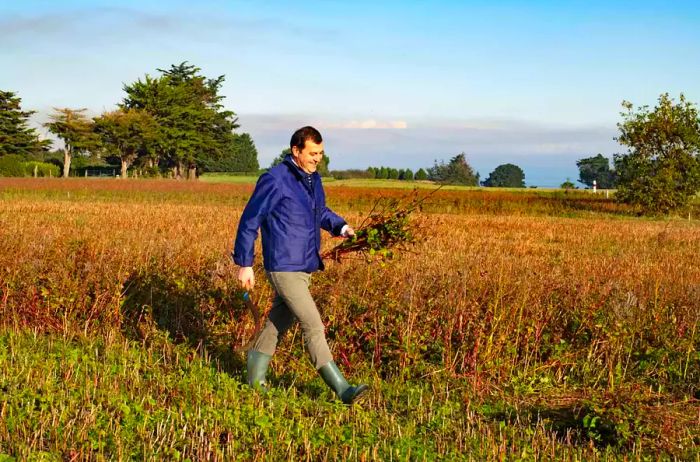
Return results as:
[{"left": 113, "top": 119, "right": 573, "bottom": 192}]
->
[{"left": 251, "top": 272, "right": 333, "bottom": 370}]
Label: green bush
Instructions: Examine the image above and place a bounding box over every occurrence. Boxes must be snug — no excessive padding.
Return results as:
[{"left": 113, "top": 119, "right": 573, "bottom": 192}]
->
[
  {"left": 0, "top": 156, "right": 62, "bottom": 177},
  {"left": 23, "top": 161, "right": 60, "bottom": 177},
  {"left": 615, "top": 93, "right": 700, "bottom": 214},
  {"left": 0, "top": 155, "right": 27, "bottom": 177}
]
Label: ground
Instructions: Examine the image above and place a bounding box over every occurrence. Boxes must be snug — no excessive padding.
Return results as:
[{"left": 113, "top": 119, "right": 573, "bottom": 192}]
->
[{"left": 0, "top": 177, "right": 698, "bottom": 460}]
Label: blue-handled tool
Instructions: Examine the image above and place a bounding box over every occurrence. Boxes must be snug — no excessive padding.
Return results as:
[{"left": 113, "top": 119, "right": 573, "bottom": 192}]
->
[{"left": 239, "top": 290, "right": 263, "bottom": 352}]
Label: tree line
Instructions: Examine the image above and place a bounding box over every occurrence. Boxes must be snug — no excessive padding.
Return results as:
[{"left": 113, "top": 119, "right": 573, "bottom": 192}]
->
[
  {"left": 1, "top": 62, "right": 259, "bottom": 179},
  {"left": 2, "top": 83, "right": 699, "bottom": 214},
  {"left": 332, "top": 155, "right": 527, "bottom": 187},
  {"left": 331, "top": 166, "right": 426, "bottom": 181}
]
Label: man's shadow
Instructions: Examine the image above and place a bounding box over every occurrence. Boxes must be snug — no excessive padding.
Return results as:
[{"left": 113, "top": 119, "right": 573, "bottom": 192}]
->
[
  {"left": 120, "top": 266, "right": 250, "bottom": 378},
  {"left": 120, "top": 264, "right": 352, "bottom": 401}
]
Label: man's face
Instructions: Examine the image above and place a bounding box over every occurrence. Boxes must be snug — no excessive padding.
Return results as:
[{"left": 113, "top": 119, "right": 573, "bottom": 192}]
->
[{"left": 292, "top": 139, "right": 324, "bottom": 174}]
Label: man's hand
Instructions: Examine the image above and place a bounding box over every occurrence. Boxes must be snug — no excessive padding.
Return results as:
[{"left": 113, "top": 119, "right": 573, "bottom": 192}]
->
[
  {"left": 238, "top": 266, "right": 255, "bottom": 290},
  {"left": 341, "top": 225, "right": 355, "bottom": 238}
]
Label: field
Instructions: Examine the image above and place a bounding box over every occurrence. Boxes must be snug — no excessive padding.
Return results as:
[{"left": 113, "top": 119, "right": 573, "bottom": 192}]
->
[
  {"left": 0, "top": 178, "right": 698, "bottom": 461},
  {"left": 199, "top": 173, "right": 566, "bottom": 192}
]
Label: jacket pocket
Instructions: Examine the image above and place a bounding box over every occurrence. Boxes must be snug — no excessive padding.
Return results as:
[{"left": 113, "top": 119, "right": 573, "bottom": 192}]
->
[{"left": 271, "top": 235, "right": 307, "bottom": 266}]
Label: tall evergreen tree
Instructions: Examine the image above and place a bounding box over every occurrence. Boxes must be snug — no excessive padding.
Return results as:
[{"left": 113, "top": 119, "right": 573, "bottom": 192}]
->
[
  {"left": 200, "top": 133, "right": 260, "bottom": 172},
  {"left": 122, "top": 62, "right": 250, "bottom": 179},
  {"left": 415, "top": 168, "right": 428, "bottom": 181},
  {"left": 271, "top": 148, "right": 291, "bottom": 168},
  {"left": 0, "top": 90, "right": 49, "bottom": 157},
  {"left": 428, "top": 153, "right": 479, "bottom": 185},
  {"left": 231, "top": 133, "right": 260, "bottom": 172}
]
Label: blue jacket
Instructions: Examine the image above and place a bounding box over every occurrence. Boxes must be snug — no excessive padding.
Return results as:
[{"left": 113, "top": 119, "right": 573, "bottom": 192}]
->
[{"left": 232, "top": 156, "right": 346, "bottom": 272}]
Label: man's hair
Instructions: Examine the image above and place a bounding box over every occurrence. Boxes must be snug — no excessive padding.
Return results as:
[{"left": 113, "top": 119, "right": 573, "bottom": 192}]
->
[{"left": 290, "top": 126, "right": 323, "bottom": 151}]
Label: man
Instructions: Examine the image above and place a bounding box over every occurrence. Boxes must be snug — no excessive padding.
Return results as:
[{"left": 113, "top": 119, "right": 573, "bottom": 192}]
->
[{"left": 232, "top": 126, "right": 369, "bottom": 405}]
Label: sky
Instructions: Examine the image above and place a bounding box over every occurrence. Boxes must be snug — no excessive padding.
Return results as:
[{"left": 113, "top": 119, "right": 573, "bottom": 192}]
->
[{"left": 2, "top": 0, "right": 699, "bottom": 186}]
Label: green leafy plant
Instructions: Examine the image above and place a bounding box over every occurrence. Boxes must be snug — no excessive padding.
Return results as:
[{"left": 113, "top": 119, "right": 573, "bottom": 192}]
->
[{"left": 322, "top": 188, "right": 438, "bottom": 262}]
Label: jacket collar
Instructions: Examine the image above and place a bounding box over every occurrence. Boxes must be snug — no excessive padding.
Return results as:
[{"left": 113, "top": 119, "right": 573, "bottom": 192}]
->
[{"left": 283, "top": 154, "right": 317, "bottom": 181}]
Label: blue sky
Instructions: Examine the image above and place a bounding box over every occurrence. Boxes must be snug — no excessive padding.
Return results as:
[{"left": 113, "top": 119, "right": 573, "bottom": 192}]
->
[{"left": 2, "top": 0, "right": 699, "bottom": 186}]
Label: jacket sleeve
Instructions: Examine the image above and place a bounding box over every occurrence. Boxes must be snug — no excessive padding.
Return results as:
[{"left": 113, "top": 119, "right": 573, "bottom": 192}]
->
[
  {"left": 320, "top": 205, "right": 347, "bottom": 237},
  {"left": 232, "top": 173, "right": 280, "bottom": 266}
]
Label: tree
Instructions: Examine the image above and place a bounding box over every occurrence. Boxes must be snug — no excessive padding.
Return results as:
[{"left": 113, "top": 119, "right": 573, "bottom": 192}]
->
[
  {"left": 200, "top": 133, "right": 259, "bottom": 173},
  {"left": 576, "top": 154, "right": 616, "bottom": 189},
  {"left": 560, "top": 178, "right": 576, "bottom": 189},
  {"left": 0, "top": 90, "right": 50, "bottom": 157},
  {"left": 428, "top": 153, "right": 479, "bottom": 185},
  {"left": 317, "top": 152, "right": 330, "bottom": 177},
  {"left": 94, "top": 109, "right": 158, "bottom": 178},
  {"left": 415, "top": 168, "right": 428, "bottom": 181},
  {"left": 44, "top": 108, "right": 97, "bottom": 178},
  {"left": 231, "top": 133, "right": 260, "bottom": 172},
  {"left": 122, "top": 62, "right": 247, "bottom": 179},
  {"left": 387, "top": 168, "right": 399, "bottom": 179},
  {"left": 270, "top": 148, "right": 290, "bottom": 168},
  {"left": 400, "top": 168, "right": 414, "bottom": 181},
  {"left": 614, "top": 93, "right": 700, "bottom": 214},
  {"left": 482, "top": 163, "right": 525, "bottom": 187}
]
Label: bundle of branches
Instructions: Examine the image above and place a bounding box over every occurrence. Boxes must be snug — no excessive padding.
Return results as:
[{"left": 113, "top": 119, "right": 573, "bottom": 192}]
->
[{"left": 322, "top": 187, "right": 440, "bottom": 263}]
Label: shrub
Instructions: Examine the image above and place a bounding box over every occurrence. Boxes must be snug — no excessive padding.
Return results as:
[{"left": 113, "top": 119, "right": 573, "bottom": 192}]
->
[
  {"left": 0, "top": 154, "right": 28, "bottom": 177},
  {"left": 23, "top": 161, "right": 60, "bottom": 177},
  {"left": 330, "top": 169, "right": 375, "bottom": 180}
]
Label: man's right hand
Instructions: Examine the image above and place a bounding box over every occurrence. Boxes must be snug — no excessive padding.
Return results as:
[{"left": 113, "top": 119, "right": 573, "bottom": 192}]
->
[{"left": 238, "top": 266, "right": 255, "bottom": 290}]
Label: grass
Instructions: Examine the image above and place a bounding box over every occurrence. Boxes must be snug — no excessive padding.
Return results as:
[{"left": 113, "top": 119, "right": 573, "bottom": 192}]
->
[
  {"left": 199, "top": 173, "right": 260, "bottom": 184},
  {"left": 1, "top": 330, "right": 597, "bottom": 461},
  {"left": 0, "top": 177, "right": 699, "bottom": 460}
]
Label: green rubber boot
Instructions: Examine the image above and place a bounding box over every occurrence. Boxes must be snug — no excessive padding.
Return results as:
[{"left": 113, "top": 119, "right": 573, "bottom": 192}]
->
[
  {"left": 246, "top": 350, "right": 272, "bottom": 390},
  {"left": 318, "top": 361, "right": 369, "bottom": 404}
]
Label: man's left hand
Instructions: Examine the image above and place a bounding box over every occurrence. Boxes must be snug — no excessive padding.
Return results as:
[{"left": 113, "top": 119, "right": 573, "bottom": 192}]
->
[{"left": 341, "top": 225, "right": 355, "bottom": 238}]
